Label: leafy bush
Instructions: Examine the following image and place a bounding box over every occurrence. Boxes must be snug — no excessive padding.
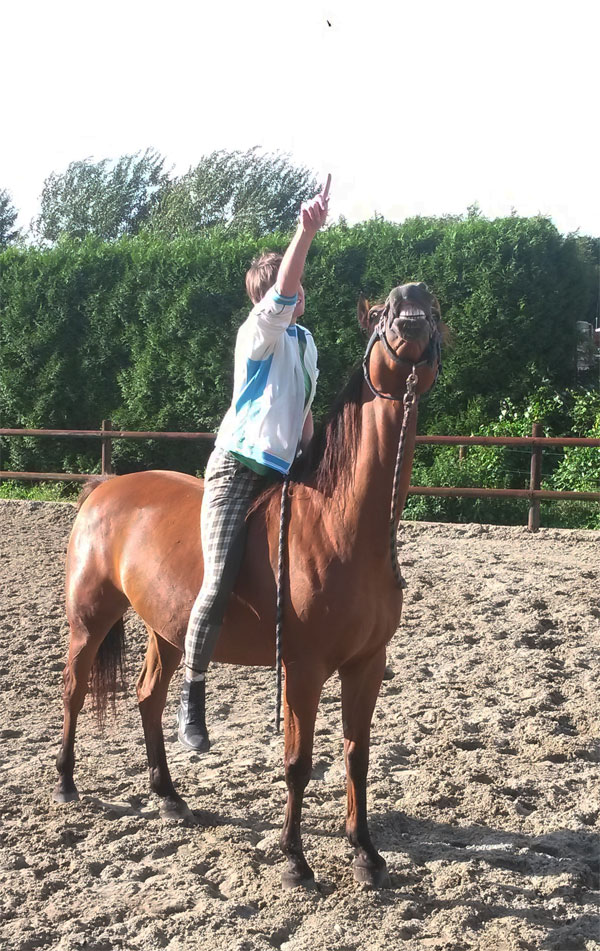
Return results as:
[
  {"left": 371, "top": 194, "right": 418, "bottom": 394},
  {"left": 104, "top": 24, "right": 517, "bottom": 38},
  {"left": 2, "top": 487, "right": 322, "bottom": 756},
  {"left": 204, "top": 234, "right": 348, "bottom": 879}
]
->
[
  {"left": 405, "top": 386, "right": 599, "bottom": 528},
  {"left": 1, "top": 213, "right": 597, "bottom": 528},
  {"left": 0, "top": 480, "right": 78, "bottom": 501}
]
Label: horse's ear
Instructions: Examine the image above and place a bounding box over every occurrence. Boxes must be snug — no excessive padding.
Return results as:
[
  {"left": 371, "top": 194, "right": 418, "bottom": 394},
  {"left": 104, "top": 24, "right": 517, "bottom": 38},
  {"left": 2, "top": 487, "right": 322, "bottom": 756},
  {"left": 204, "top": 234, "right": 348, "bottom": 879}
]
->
[
  {"left": 439, "top": 321, "right": 453, "bottom": 347},
  {"left": 357, "top": 294, "right": 372, "bottom": 332},
  {"left": 358, "top": 294, "right": 383, "bottom": 335}
]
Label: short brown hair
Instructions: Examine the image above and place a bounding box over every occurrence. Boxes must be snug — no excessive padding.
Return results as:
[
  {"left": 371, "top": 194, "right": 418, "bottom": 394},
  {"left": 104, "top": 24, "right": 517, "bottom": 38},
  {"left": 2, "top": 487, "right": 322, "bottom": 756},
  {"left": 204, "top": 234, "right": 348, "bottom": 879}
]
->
[{"left": 245, "top": 251, "right": 283, "bottom": 305}]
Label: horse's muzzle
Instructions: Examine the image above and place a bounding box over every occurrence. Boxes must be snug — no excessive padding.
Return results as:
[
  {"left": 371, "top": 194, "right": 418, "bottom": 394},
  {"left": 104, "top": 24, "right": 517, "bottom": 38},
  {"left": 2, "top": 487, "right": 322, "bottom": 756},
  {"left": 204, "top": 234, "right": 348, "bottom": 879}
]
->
[
  {"left": 391, "top": 306, "right": 431, "bottom": 342},
  {"left": 397, "top": 318, "right": 430, "bottom": 341}
]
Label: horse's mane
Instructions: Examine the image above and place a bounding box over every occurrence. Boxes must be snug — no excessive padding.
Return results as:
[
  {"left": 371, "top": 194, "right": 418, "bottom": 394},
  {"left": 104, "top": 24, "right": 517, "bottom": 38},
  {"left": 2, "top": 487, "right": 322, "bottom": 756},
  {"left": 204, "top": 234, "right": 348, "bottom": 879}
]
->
[
  {"left": 294, "top": 365, "right": 364, "bottom": 494},
  {"left": 252, "top": 364, "right": 365, "bottom": 511}
]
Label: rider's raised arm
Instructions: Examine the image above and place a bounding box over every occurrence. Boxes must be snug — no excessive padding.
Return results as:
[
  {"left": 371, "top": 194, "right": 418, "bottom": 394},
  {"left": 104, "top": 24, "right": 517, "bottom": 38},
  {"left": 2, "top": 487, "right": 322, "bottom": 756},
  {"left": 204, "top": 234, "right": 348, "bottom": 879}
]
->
[{"left": 276, "top": 174, "right": 330, "bottom": 300}]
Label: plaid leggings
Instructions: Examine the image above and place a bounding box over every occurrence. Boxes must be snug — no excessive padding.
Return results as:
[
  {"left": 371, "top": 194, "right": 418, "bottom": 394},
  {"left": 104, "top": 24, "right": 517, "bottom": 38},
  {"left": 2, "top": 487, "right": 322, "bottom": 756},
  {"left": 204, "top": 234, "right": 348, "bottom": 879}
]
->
[{"left": 184, "top": 448, "right": 270, "bottom": 674}]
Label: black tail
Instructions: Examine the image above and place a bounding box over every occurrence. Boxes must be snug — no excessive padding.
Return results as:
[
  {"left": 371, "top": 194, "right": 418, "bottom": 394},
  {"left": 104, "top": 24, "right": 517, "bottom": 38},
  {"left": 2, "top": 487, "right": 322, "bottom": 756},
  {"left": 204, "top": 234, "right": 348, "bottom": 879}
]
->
[
  {"left": 76, "top": 475, "right": 115, "bottom": 511},
  {"left": 89, "top": 618, "right": 127, "bottom": 726}
]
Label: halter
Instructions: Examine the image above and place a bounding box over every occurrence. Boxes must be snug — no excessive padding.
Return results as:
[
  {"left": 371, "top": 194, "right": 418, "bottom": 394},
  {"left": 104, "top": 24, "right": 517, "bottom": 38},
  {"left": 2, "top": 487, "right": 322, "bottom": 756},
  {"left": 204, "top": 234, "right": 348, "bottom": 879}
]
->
[{"left": 362, "top": 309, "right": 442, "bottom": 402}]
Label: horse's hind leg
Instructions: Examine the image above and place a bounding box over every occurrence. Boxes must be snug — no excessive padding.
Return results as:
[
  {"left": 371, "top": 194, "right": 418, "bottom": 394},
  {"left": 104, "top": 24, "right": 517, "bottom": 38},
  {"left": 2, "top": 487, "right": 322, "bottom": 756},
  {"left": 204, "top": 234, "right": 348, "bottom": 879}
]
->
[
  {"left": 339, "top": 648, "right": 390, "bottom": 887},
  {"left": 137, "top": 628, "right": 193, "bottom": 822},
  {"left": 54, "top": 607, "right": 126, "bottom": 803},
  {"left": 280, "top": 663, "right": 325, "bottom": 888}
]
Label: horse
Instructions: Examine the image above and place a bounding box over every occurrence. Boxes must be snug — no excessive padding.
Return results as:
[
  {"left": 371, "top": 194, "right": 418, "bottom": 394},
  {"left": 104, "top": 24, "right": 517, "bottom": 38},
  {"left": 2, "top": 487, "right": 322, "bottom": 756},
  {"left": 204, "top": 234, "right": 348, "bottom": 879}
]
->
[{"left": 54, "top": 281, "right": 443, "bottom": 889}]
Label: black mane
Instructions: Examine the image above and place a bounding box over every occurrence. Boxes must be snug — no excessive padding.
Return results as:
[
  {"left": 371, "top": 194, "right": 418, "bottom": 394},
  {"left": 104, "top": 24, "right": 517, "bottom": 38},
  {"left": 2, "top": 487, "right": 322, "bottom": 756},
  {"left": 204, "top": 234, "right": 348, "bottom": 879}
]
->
[
  {"left": 248, "top": 364, "right": 366, "bottom": 515},
  {"left": 290, "top": 364, "right": 365, "bottom": 496}
]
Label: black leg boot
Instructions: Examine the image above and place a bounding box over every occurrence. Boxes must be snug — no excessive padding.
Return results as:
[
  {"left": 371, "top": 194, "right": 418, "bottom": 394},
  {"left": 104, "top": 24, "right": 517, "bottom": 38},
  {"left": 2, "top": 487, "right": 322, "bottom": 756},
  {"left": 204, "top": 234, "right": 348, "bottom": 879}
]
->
[{"left": 177, "top": 679, "right": 211, "bottom": 752}]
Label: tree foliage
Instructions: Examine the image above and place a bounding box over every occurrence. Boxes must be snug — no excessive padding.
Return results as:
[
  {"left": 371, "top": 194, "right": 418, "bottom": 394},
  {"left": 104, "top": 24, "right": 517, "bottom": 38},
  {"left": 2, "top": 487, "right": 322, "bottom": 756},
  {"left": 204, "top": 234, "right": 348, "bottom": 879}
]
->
[
  {"left": 0, "top": 212, "right": 597, "bottom": 529},
  {"left": 32, "top": 149, "right": 169, "bottom": 243},
  {"left": 0, "top": 189, "right": 20, "bottom": 248},
  {"left": 147, "top": 148, "right": 319, "bottom": 238},
  {"left": 420, "top": 215, "right": 597, "bottom": 432}
]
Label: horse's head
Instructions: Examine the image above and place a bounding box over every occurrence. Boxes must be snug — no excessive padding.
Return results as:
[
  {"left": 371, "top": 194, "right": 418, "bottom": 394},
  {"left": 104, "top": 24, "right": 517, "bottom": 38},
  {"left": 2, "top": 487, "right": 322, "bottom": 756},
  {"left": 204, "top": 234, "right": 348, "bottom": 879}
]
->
[{"left": 358, "top": 283, "right": 443, "bottom": 398}]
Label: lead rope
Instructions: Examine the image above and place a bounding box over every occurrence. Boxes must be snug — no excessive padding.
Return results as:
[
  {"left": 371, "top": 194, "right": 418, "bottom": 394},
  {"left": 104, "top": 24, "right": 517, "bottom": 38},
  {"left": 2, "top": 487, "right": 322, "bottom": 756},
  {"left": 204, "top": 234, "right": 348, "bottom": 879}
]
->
[
  {"left": 275, "top": 475, "right": 290, "bottom": 733},
  {"left": 389, "top": 367, "right": 419, "bottom": 590}
]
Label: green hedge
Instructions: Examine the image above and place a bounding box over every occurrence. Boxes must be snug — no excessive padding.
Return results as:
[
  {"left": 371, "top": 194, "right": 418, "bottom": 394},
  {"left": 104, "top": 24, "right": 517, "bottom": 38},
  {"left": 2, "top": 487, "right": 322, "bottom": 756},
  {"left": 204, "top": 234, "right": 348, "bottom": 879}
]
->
[
  {"left": 0, "top": 217, "right": 597, "bottom": 510},
  {"left": 404, "top": 386, "right": 600, "bottom": 528}
]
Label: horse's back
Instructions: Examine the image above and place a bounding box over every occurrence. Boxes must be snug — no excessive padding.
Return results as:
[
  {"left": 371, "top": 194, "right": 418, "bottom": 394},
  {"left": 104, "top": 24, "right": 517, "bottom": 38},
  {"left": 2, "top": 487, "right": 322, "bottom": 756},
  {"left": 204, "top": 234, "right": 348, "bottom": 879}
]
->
[
  {"left": 65, "top": 469, "right": 396, "bottom": 668},
  {"left": 66, "top": 469, "right": 280, "bottom": 661},
  {"left": 76, "top": 469, "right": 203, "bottom": 515},
  {"left": 67, "top": 470, "right": 205, "bottom": 641}
]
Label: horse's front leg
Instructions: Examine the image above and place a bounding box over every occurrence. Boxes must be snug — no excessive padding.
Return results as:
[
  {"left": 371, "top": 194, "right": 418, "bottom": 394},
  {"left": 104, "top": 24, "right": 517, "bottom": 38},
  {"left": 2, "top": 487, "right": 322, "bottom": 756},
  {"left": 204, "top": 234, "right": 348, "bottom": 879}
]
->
[
  {"left": 340, "top": 648, "right": 390, "bottom": 887},
  {"left": 280, "top": 663, "right": 324, "bottom": 888}
]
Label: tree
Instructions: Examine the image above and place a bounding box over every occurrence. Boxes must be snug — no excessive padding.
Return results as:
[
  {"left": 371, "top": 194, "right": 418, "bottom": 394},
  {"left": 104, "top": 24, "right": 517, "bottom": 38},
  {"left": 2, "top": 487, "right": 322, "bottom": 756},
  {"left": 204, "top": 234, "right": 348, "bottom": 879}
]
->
[
  {"left": 32, "top": 148, "right": 169, "bottom": 243},
  {"left": 0, "top": 189, "right": 21, "bottom": 248},
  {"left": 147, "top": 148, "right": 319, "bottom": 237},
  {"left": 418, "top": 214, "right": 594, "bottom": 428}
]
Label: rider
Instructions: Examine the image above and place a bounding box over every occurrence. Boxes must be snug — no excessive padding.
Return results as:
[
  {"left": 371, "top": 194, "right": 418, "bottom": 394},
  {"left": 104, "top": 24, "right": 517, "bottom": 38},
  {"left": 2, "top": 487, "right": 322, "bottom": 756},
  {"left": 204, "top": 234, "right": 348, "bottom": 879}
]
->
[{"left": 177, "top": 176, "right": 331, "bottom": 751}]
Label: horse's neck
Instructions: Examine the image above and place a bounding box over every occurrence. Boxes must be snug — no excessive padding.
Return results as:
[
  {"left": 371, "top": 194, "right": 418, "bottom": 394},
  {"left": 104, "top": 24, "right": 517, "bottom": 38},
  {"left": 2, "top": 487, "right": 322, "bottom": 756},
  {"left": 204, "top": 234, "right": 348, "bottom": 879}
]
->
[{"left": 334, "top": 386, "right": 418, "bottom": 557}]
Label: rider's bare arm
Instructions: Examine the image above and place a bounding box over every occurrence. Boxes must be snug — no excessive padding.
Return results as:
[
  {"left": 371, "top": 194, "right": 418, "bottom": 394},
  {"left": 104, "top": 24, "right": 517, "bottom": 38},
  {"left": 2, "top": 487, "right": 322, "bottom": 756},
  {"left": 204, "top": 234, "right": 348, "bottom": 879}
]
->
[{"left": 276, "top": 175, "right": 331, "bottom": 300}]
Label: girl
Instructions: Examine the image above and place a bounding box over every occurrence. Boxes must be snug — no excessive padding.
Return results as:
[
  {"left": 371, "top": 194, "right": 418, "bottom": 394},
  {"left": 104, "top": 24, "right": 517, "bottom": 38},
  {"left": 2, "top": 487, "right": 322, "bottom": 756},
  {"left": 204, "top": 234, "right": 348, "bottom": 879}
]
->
[{"left": 178, "top": 177, "right": 330, "bottom": 750}]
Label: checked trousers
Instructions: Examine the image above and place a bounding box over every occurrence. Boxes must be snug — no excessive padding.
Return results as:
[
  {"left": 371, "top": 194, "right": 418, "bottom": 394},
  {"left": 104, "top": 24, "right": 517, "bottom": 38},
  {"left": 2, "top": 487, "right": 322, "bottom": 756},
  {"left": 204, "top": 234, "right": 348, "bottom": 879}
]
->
[{"left": 184, "top": 448, "right": 270, "bottom": 674}]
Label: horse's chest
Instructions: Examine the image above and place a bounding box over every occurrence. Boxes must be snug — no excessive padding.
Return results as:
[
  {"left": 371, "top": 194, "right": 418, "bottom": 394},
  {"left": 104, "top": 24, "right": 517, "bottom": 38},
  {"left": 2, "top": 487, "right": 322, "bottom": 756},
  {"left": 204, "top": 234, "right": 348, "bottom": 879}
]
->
[{"left": 289, "top": 550, "right": 402, "bottom": 634}]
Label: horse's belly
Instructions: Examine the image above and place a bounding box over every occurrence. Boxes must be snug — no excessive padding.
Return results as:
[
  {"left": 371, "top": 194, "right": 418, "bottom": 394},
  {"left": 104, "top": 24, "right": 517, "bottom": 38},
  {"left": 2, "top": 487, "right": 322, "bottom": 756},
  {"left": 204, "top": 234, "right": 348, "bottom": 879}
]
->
[{"left": 212, "top": 596, "right": 276, "bottom": 666}]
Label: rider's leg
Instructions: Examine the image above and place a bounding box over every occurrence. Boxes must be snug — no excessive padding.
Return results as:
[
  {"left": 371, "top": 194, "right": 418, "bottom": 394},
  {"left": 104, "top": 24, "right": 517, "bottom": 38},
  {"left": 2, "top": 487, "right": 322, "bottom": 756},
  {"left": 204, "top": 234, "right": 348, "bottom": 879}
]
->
[{"left": 178, "top": 449, "right": 266, "bottom": 751}]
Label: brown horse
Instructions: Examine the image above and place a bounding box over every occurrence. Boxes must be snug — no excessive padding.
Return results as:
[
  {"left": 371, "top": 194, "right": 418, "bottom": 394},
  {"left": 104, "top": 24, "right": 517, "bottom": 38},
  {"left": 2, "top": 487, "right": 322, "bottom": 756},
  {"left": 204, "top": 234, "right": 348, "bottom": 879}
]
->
[{"left": 54, "top": 282, "right": 443, "bottom": 888}]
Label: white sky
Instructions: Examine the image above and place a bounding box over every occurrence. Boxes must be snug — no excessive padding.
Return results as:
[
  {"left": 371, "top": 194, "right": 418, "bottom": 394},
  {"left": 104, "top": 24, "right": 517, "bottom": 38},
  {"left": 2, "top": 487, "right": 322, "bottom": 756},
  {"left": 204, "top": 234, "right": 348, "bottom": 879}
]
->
[{"left": 3, "top": 0, "right": 599, "bottom": 236}]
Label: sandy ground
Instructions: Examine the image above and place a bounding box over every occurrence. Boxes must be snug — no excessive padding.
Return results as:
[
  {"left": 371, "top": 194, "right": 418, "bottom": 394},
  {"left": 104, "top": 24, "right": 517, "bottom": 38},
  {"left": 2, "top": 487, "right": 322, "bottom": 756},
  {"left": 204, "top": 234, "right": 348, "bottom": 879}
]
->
[{"left": 0, "top": 498, "right": 598, "bottom": 951}]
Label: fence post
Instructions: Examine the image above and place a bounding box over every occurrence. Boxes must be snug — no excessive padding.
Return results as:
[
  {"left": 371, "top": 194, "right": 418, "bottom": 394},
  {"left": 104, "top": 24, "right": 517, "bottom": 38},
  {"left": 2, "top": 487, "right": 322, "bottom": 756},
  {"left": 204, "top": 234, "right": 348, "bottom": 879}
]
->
[
  {"left": 101, "top": 419, "right": 113, "bottom": 475},
  {"left": 528, "top": 421, "right": 543, "bottom": 532}
]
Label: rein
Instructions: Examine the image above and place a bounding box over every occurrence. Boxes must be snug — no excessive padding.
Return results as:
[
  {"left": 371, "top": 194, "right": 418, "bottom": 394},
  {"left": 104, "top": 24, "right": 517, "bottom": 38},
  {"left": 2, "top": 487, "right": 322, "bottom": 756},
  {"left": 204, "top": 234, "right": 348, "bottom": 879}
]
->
[
  {"left": 387, "top": 368, "right": 418, "bottom": 590},
  {"left": 275, "top": 475, "right": 289, "bottom": 733}
]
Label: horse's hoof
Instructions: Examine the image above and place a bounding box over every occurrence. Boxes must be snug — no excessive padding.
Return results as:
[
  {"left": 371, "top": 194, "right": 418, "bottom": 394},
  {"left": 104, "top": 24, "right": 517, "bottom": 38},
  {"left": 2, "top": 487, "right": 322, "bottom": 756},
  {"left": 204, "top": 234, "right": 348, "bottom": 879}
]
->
[
  {"left": 52, "top": 782, "right": 79, "bottom": 804},
  {"left": 281, "top": 864, "right": 315, "bottom": 890},
  {"left": 353, "top": 858, "right": 390, "bottom": 888},
  {"left": 159, "top": 796, "right": 197, "bottom": 824}
]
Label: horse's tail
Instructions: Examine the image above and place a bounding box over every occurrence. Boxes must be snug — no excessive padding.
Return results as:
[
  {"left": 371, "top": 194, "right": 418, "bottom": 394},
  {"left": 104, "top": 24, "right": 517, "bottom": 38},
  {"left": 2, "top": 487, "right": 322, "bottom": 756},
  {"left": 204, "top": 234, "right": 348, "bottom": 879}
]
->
[
  {"left": 77, "top": 475, "right": 115, "bottom": 511},
  {"left": 89, "top": 617, "right": 127, "bottom": 726}
]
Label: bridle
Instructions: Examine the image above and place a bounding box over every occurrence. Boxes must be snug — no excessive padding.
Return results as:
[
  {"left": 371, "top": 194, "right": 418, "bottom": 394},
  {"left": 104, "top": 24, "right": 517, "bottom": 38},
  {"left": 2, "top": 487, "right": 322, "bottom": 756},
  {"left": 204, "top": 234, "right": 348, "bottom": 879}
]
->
[
  {"left": 362, "top": 305, "right": 442, "bottom": 402},
  {"left": 362, "top": 299, "right": 443, "bottom": 590}
]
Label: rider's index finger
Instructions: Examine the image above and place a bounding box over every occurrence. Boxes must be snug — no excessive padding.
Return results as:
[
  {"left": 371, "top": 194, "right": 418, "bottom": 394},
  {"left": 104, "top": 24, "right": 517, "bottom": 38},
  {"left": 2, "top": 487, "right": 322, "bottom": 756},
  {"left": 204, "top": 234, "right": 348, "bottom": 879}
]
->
[{"left": 322, "top": 173, "right": 331, "bottom": 201}]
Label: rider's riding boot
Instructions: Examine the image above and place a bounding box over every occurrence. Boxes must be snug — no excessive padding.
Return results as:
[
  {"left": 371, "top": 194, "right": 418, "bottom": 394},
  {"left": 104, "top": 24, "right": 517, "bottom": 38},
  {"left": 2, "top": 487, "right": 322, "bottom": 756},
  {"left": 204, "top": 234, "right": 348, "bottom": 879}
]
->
[{"left": 177, "top": 678, "right": 210, "bottom": 752}]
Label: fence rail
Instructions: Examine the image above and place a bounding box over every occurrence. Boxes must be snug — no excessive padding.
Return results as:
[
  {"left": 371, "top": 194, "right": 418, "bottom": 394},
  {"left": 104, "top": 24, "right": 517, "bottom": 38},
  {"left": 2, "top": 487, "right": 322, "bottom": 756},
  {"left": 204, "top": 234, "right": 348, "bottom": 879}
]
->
[{"left": 1, "top": 421, "right": 598, "bottom": 531}]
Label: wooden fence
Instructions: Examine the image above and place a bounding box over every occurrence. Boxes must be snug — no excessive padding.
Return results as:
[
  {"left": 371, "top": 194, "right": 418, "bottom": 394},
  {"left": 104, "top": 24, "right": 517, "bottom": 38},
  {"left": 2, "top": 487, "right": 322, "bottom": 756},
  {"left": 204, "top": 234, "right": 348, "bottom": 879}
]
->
[{"left": 1, "top": 422, "right": 598, "bottom": 531}]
